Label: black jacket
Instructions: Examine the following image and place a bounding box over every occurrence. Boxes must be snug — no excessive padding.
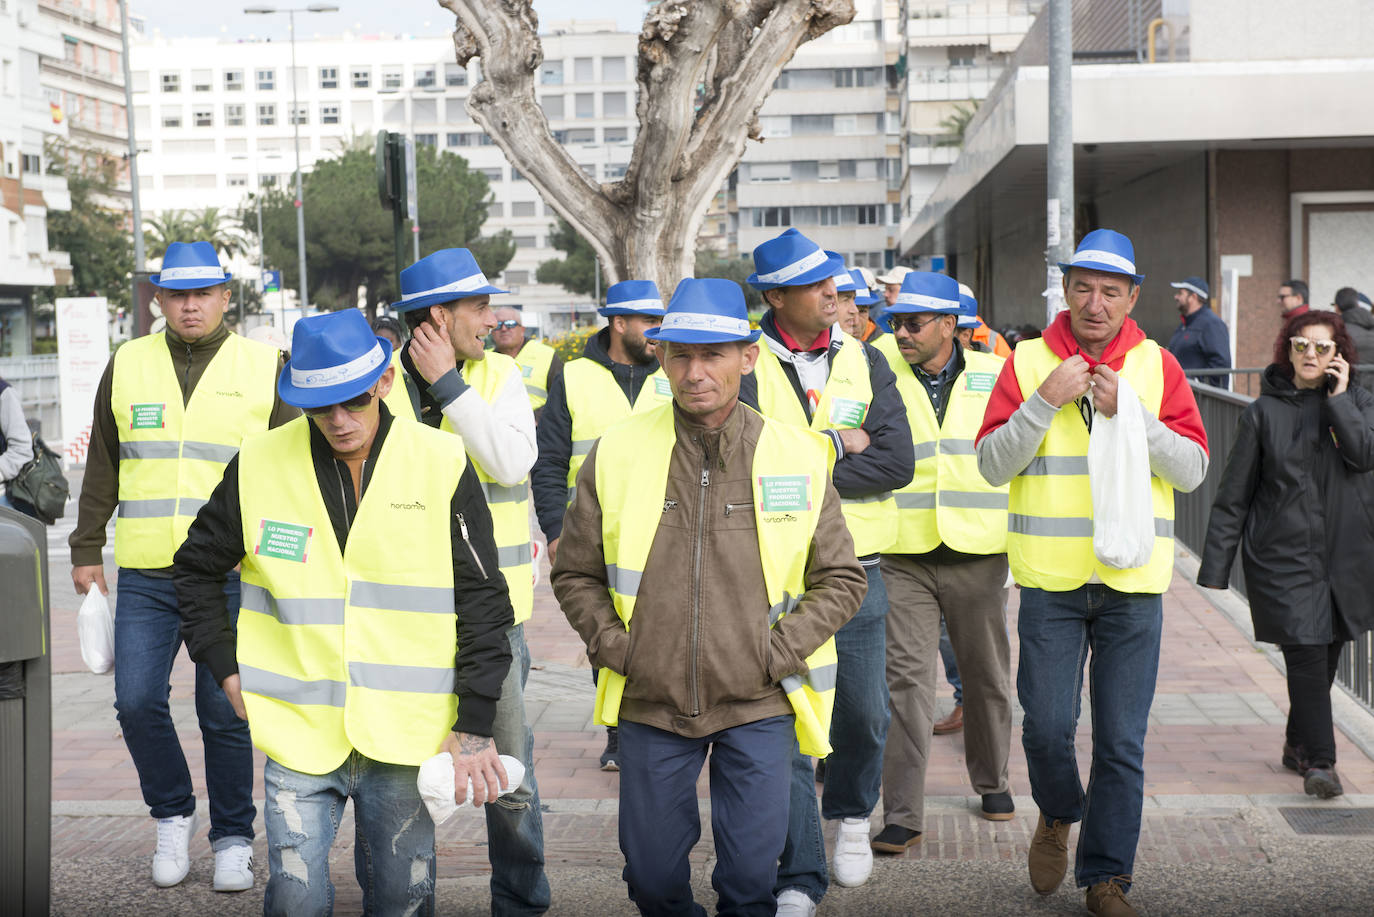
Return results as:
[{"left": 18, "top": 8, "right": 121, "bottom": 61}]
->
[
  {"left": 739, "top": 312, "right": 915, "bottom": 519},
  {"left": 531, "top": 327, "right": 661, "bottom": 542},
  {"left": 173, "top": 406, "right": 514, "bottom": 736},
  {"left": 1166, "top": 307, "right": 1231, "bottom": 389},
  {"left": 1198, "top": 366, "right": 1374, "bottom": 645},
  {"left": 1338, "top": 306, "right": 1374, "bottom": 394}
]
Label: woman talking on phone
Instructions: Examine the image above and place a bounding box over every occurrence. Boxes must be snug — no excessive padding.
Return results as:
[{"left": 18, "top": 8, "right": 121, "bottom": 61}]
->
[{"left": 1198, "top": 310, "right": 1374, "bottom": 799}]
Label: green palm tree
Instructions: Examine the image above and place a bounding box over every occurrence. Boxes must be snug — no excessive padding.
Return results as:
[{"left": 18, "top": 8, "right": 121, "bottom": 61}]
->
[{"left": 144, "top": 207, "right": 246, "bottom": 261}]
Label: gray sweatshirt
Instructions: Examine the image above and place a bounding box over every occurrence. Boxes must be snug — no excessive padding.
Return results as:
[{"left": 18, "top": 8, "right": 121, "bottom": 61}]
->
[{"left": 0, "top": 385, "right": 34, "bottom": 482}]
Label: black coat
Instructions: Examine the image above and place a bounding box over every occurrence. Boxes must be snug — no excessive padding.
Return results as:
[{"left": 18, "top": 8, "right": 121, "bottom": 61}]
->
[{"left": 1198, "top": 365, "right": 1374, "bottom": 645}]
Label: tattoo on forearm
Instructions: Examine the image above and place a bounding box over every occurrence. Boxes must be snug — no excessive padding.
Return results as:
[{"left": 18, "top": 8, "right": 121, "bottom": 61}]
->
[{"left": 460, "top": 734, "right": 492, "bottom": 754}]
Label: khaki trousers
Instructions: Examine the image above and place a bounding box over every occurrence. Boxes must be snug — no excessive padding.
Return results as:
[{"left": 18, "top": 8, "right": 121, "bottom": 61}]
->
[{"left": 880, "top": 552, "right": 1012, "bottom": 830}]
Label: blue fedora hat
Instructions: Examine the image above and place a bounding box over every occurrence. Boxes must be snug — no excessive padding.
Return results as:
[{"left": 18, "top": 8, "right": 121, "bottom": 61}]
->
[
  {"left": 1058, "top": 228, "right": 1145, "bottom": 286},
  {"left": 150, "top": 241, "right": 232, "bottom": 289},
  {"left": 852, "top": 270, "right": 881, "bottom": 307},
  {"left": 392, "top": 248, "right": 507, "bottom": 313},
  {"left": 748, "top": 229, "right": 846, "bottom": 291},
  {"left": 885, "top": 271, "right": 961, "bottom": 315},
  {"left": 600, "top": 280, "right": 666, "bottom": 317},
  {"left": 278, "top": 310, "right": 393, "bottom": 410},
  {"left": 956, "top": 283, "right": 980, "bottom": 328},
  {"left": 832, "top": 264, "right": 861, "bottom": 293},
  {"left": 644, "top": 278, "right": 761, "bottom": 345}
]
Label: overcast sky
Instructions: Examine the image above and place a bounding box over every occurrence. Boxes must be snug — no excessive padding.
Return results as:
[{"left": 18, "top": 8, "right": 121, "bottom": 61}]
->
[{"left": 131, "top": 0, "right": 648, "bottom": 39}]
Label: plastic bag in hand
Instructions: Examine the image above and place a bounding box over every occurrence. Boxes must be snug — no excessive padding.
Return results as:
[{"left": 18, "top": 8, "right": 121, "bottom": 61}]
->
[
  {"left": 416, "top": 752, "right": 525, "bottom": 825},
  {"left": 1088, "top": 376, "right": 1155, "bottom": 569},
  {"left": 77, "top": 589, "right": 115, "bottom": 674}
]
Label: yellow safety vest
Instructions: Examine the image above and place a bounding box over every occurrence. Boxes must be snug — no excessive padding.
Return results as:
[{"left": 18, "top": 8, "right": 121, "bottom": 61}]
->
[
  {"left": 110, "top": 332, "right": 278, "bottom": 568},
  {"left": 593, "top": 403, "right": 840, "bottom": 757},
  {"left": 236, "top": 416, "right": 465, "bottom": 775},
  {"left": 875, "top": 337, "right": 1008, "bottom": 555},
  {"left": 752, "top": 331, "right": 897, "bottom": 556},
  {"left": 1008, "top": 337, "right": 1175, "bottom": 593},
  {"left": 381, "top": 350, "right": 419, "bottom": 421},
  {"left": 562, "top": 357, "right": 672, "bottom": 505},
  {"left": 440, "top": 351, "right": 534, "bottom": 625},
  {"left": 512, "top": 339, "right": 558, "bottom": 410}
]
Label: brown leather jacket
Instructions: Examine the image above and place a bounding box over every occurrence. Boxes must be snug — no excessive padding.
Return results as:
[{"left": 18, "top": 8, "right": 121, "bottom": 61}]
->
[{"left": 552, "top": 401, "right": 866, "bottom": 738}]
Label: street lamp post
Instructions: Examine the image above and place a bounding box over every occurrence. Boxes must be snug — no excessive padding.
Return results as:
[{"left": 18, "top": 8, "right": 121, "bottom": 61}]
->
[{"left": 244, "top": 4, "right": 338, "bottom": 315}]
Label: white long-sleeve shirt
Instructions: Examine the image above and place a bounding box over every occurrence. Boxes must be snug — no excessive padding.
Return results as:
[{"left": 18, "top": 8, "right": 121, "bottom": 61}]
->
[{"left": 434, "top": 360, "right": 537, "bottom": 487}]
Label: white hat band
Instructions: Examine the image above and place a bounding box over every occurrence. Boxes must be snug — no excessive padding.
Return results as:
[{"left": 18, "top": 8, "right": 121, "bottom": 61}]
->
[
  {"left": 400, "top": 271, "right": 490, "bottom": 302},
  {"left": 1171, "top": 281, "right": 1208, "bottom": 299},
  {"left": 606, "top": 297, "right": 665, "bottom": 313},
  {"left": 1070, "top": 249, "right": 1137, "bottom": 275},
  {"left": 659, "top": 311, "right": 750, "bottom": 335},
  {"left": 755, "top": 248, "right": 829, "bottom": 285},
  {"left": 159, "top": 264, "right": 226, "bottom": 281},
  {"left": 895, "top": 291, "right": 958, "bottom": 310},
  {"left": 291, "top": 342, "right": 385, "bottom": 390}
]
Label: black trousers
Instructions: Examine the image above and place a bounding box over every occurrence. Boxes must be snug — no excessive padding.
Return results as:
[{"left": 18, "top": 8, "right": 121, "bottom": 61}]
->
[{"left": 1280, "top": 642, "right": 1344, "bottom": 767}]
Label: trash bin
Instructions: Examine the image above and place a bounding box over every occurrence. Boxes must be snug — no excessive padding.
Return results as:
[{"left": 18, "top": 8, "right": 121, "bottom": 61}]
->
[{"left": 0, "top": 505, "right": 51, "bottom": 915}]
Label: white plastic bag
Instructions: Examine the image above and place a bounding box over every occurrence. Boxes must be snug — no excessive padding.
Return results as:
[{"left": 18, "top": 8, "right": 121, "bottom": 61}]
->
[
  {"left": 77, "top": 589, "right": 115, "bottom": 674},
  {"left": 416, "top": 752, "right": 525, "bottom": 825},
  {"left": 1087, "top": 376, "right": 1155, "bottom": 569}
]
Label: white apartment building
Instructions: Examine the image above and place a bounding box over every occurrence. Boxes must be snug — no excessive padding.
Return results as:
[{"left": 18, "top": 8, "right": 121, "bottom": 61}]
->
[
  {"left": 129, "top": 21, "right": 639, "bottom": 329},
  {"left": 1, "top": 0, "right": 73, "bottom": 357}
]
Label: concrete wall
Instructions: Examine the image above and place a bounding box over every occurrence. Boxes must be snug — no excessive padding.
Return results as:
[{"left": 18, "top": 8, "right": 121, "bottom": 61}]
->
[{"left": 1192, "top": 0, "right": 1374, "bottom": 62}]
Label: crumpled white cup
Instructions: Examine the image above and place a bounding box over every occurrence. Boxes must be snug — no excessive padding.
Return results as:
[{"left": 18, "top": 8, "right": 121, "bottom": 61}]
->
[{"left": 416, "top": 752, "right": 525, "bottom": 825}]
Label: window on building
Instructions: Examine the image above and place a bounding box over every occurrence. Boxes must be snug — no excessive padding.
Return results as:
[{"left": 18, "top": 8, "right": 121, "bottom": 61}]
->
[
  {"left": 541, "top": 95, "right": 564, "bottom": 120},
  {"left": 580, "top": 162, "right": 596, "bottom": 177},
  {"left": 382, "top": 66, "right": 403, "bottom": 90},
  {"left": 193, "top": 106, "right": 213, "bottom": 127},
  {"left": 792, "top": 206, "right": 818, "bottom": 224},
  {"left": 412, "top": 98, "right": 437, "bottom": 122},
  {"left": 445, "top": 63, "right": 467, "bottom": 87},
  {"left": 257, "top": 103, "right": 276, "bottom": 126},
  {"left": 505, "top": 270, "right": 530, "bottom": 285},
  {"left": 760, "top": 116, "right": 790, "bottom": 138},
  {"left": 351, "top": 66, "right": 371, "bottom": 88},
  {"left": 161, "top": 72, "right": 180, "bottom": 92},
  {"left": 603, "top": 56, "right": 627, "bottom": 81},
  {"left": 791, "top": 160, "right": 819, "bottom": 182},
  {"left": 818, "top": 160, "right": 839, "bottom": 182},
  {"left": 192, "top": 69, "right": 211, "bottom": 92},
  {"left": 319, "top": 66, "right": 338, "bottom": 89},
  {"left": 134, "top": 105, "right": 150, "bottom": 129},
  {"left": 20, "top": 152, "right": 41, "bottom": 174},
  {"left": 227, "top": 175, "right": 248, "bottom": 188},
  {"left": 574, "top": 93, "right": 595, "bottom": 119},
  {"left": 511, "top": 201, "right": 537, "bottom": 217},
  {"left": 834, "top": 114, "right": 860, "bottom": 135},
  {"left": 947, "top": 46, "right": 976, "bottom": 68},
  {"left": 132, "top": 70, "right": 149, "bottom": 92},
  {"left": 161, "top": 106, "right": 182, "bottom": 128},
  {"left": 415, "top": 133, "right": 437, "bottom": 147},
  {"left": 603, "top": 92, "right": 627, "bottom": 119},
  {"left": 479, "top": 133, "right": 496, "bottom": 146},
  {"left": 488, "top": 201, "right": 504, "bottom": 218},
  {"left": 448, "top": 132, "right": 474, "bottom": 146},
  {"left": 510, "top": 169, "right": 526, "bottom": 182},
  {"left": 352, "top": 100, "right": 374, "bottom": 126},
  {"left": 383, "top": 99, "right": 405, "bottom": 125},
  {"left": 603, "top": 126, "right": 629, "bottom": 143},
  {"left": 793, "top": 114, "right": 833, "bottom": 135},
  {"left": 63, "top": 36, "right": 78, "bottom": 63},
  {"left": 415, "top": 65, "right": 436, "bottom": 88},
  {"left": 224, "top": 69, "right": 243, "bottom": 91},
  {"left": 445, "top": 98, "right": 470, "bottom": 122},
  {"left": 565, "top": 128, "right": 595, "bottom": 144},
  {"left": 540, "top": 60, "right": 563, "bottom": 85},
  {"left": 480, "top": 167, "right": 503, "bottom": 182},
  {"left": 256, "top": 68, "right": 275, "bottom": 91},
  {"left": 819, "top": 205, "right": 840, "bottom": 226},
  {"left": 288, "top": 104, "right": 308, "bottom": 125},
  {"left": 513, "top": 235, "right": 537, "bottom": 248},
  {"left": 751, "top": 207, "right": 791, "bottom": 227},
  {"left": 857, "top": 204, "right": 881, "bottom": 225},
  {"left": 605, "top": 163, "right": 627, "bottom": 180},
  {"left": 320, "top": 103, "right": 339, "bottom": 124},
  {"left": 573, "top": 57, "right": 594, "bottom": 82},
  {"left": 749, "top": 162, "right": 791, "bottom": 183}
]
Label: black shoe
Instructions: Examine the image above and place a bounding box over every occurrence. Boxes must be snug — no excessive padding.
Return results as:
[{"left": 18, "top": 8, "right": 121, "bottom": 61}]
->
[
  {"left": 870, "top": 823, "right": 922, "bottom": 854},
  {"left": 814, "top": 757, "right": 826, "bottom": 785},
  {"left": 599, "top": 726, "right": 620, "bottom": 772},
  {"left": 1281, "top": 743, "right": 1310, "bottom": 776},
  {"left": 980, "top": 791, "right": 1015, "bottom": 821},
  {"left": 1304, "top": 766, "right": 1344, "bottom": 799}
]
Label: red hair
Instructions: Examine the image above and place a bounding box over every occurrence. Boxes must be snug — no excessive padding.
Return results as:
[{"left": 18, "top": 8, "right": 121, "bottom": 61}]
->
[{"left": 1272, "top": 310, "right": 1357, "bottom": 378}]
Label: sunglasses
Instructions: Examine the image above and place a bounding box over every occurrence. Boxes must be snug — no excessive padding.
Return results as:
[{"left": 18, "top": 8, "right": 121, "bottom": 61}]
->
[
  {"left": 889, "top": 315, "right": 944, "bottom": 335},
  {"left": 303, "top": 387, "right": 379, "bottom": 417},
  {"left": 1289, "top": 336, "right": 1336, "bottom": 357},
  {"left": 494, "top": 319, "right": 521, "bottom": 330}
]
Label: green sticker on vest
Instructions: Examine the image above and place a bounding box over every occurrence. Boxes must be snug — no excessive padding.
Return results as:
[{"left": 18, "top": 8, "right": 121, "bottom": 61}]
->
[
  {"left": 520, "top": 364, "right": 533, "bottom": 378},
  {"left": 654, "top": 376, "right": 672, "bottom": 397},
  {"left": 129, "top": 402, "right": 165, "bottom": 430},
  {"left": 964, "top": 372, "right": 997, "bottom": 393},
  {"left": 828, "top": 397, "right": 868, "bottom": 428},
  {"left": 757, "top": 475, "right": 811, "bottom": 513},
  {"left": 255, "top": 519, "right": 314, "bottom": 563}
]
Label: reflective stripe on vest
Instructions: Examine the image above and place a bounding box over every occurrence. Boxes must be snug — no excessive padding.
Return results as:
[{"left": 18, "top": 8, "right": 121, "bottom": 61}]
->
[
  {"left": 513, "top": 339, "right": 557, "bottom": 410},
  {"left": 752, "top": 331, "right": 897, "bottom": 556},
  {"left": 563, "top": 358, "right": 672, "bottom": 503},
  {"left": 236, "top": 416, "right": 465, "bottom": 775},
  {"left": 593, "top": 403, "right": 840, "bottom": 758},
  {"left": 874, "top": 336, "right": 1009, "bottom": 555},
  {"left": 111, "top": 332, "right": 278, "bottom": 568},
  {"left": 1008, "top": 337, "right": 1176, "bottom": 593},
  {"left": 441, "top": 351, "right": 535, "bottom": 625}
]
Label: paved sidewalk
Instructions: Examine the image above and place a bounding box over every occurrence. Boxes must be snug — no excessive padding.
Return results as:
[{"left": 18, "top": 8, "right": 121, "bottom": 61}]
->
[{"left": 38, "top": 507, "right": 1374, "bottom": 914}]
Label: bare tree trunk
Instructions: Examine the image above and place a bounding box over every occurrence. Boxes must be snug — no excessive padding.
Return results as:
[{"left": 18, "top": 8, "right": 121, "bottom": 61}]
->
[{"left": 437, "top": 0, "right": 854, "bottom": 296}]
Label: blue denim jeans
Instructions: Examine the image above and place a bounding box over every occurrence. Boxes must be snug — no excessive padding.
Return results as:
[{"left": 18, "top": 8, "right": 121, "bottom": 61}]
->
[
  {"left": 263, "top": 753, "right": 435, "bottom": 917},
  {"left": 485, "top": 624, "right": 550, "bottom": 915},
  {"left": 1017, "top": 585, "right": 1162, "bottom": 891},
  {"left": 775, "top": 563, "right": 890, "bottom": 903},
  {"left": 619, "top": 716, "right": 794, "bottom": 917},
  {"left": 939, "top": 616, "right": 963, "bottom": 705},
  {"left": 112, "top": 568, "right": 255, "bottom": 844}
]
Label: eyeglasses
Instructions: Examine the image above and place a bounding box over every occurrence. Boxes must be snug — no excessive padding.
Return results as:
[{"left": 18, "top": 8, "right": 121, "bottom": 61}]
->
[
  {"left": 494, "top": 319, "right": 521, "bottom": 330},
  {"left": 889, "top": 315, "right": 944, "bottom": 335},
  {"left": 1076, "top": 394, "right": 1094, "bottom": 433},
  {"left": 1289, "top": 336, "right": 1336, "bottom": 357},
  {"left": 303, "top": 386, "right": 379, "bottom": 417}
]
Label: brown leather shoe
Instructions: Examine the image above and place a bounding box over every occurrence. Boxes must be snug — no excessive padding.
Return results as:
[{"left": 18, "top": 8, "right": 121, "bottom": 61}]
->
[
  {"left": 1028, "top": 813, "right": 1071, "bottom": 895},
  {"left": 1086, "top": 877, "right": 1137, "bottom": 916},
  {"left": 933, "top": 704, "right": 963, "bottom": 735}
]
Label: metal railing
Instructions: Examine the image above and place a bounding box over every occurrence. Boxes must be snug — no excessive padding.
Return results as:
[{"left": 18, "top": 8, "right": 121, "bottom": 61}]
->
[{"left": 1177, "top": 379, "right": 1374, "bottom": 713}]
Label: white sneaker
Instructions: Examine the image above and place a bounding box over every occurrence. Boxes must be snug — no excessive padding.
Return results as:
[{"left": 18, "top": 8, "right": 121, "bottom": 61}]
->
[
  {"left": 212, "top": 843, "right": 254, "bottom": 892},
  {"left": 832, "top": 816, "right": 874, "bottom": 888},
  {"left": 151, "top": 812, "right": 197, "bottom": 887},
  {"left": 775, "top": 888, "right": 817, "bottom": 917}
]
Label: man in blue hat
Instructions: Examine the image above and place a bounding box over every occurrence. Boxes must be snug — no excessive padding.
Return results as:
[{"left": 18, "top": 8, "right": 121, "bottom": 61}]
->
[
  {"left": 531, "top": 278, "right": 672, "bottom": 770},
  {"left": 68, "top": 240, "right": 297, "bottom": 892},
  {"left": 977, "top": 228, "right": 1209, "bottom": 916},
  {"left": 553, "top": 277, "right": 865, "bottom": 917},
  {"left": 391, "top": 247, "right": 550, "bottom": 914},
  {"left": 173, "top": 308, "right": 515, "bottom": 914},
  {"left": 867, "top": 271, "right": 1015, "bottom": 858},
  {"left": 741, "top": 228, "right": 913, "bottom": 909},
  {"left": 1166, "top": 276, "right": 1231, "bottom": 390}
]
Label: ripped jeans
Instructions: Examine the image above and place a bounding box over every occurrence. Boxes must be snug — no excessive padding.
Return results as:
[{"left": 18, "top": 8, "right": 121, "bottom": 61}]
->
[{"left": 263, "top": 753, "right": 435, "bottom": 917}]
